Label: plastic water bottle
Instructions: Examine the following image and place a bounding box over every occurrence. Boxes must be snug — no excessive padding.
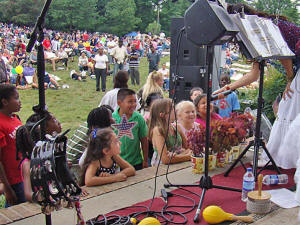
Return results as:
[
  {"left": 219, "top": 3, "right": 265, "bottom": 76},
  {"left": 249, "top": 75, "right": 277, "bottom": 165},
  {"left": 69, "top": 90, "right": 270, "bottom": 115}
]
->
[
  {"left": 241, "top": 168, "right": 255, "bottom": 202},
  {"left": 262, "top": 174, "right": 288, "bottom": 185}
]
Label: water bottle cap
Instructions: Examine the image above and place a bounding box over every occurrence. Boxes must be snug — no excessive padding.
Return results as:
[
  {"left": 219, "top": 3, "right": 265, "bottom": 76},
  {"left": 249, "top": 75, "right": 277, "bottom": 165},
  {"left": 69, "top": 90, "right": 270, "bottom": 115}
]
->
[{"left": 247, "top": 168, "right": 252, "bottom": 172}]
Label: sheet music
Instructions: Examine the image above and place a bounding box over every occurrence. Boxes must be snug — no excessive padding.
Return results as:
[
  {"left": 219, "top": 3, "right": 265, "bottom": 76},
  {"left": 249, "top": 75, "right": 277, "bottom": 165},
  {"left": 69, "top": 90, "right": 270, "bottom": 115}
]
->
[{"left": 232, "top": 14, "right": 295, "bottom": 60}]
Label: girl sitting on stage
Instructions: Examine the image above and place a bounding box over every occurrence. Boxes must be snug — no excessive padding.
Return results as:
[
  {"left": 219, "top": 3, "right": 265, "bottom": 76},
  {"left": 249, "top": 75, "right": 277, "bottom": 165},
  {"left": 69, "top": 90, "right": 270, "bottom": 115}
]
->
[
  {"left": 80, "top": 128, "right": 135, "bottom": 187},
  {"left": 176, "top": 100, "right": 201, "bottom": 137},
  {"left": 194, "top": 94, "right": 222, "bottom": 128},
  {"left": 148, "top": 98, "right": 191, "bottom": 166},
  {"left": 16, "top": 110, "right": 62, "bottom": 201}
]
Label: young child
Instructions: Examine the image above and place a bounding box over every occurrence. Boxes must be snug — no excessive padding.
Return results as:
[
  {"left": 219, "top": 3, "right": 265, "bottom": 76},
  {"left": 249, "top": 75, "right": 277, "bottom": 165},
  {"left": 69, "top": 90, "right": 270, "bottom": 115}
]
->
[
  {"left": 0, "top": 84, "right": 25, "bottom": 206},
  {"left": 80, "top": 128, "right": 135, "bottom": 187},
  {"left": 67, "top": 105, "right": 114, "bottom": 180},
  {"left": 176, "top": 100, "right": 200, "bottom": 137},
  {"left": 194, "top": 94, "right": 222, "bottom": 128},
  {"left": 148, "top": 98, "right": 192, "bottom": 166},
  {"left": 112, "top": 88, "right": 148, "bottom": 170},
  {"left": 214, "top": 73, "right": 240, "bottom": 118},
  {"left": 16, "top": 111, "right": 62, "bottom": 201},
  {"left": 190, "top": 87, "right": 203, "bottom": 102}
]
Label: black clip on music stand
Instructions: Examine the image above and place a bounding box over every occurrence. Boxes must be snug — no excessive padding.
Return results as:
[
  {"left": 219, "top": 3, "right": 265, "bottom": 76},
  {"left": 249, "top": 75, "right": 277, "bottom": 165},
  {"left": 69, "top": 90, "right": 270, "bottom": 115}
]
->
[
  {"left": 164, "top": 45, "right": 241, "bottom": 223},
  {"left": 224, "top": 60, "right": 281, "bottom": 179}
]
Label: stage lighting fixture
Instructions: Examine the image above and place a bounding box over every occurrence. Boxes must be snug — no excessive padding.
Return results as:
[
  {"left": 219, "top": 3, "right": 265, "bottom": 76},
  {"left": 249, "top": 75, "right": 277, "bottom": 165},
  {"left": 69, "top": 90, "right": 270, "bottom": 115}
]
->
[{"left": 184, "top": 0, "right": 239, "bottom": 46}]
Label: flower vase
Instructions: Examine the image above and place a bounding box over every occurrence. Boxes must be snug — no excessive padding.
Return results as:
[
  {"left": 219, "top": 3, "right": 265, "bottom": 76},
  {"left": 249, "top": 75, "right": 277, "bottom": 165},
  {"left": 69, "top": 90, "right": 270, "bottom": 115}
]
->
[
  {"left": 232, "top": 145, "right": 240, "bottom": 160},
  {"left": 191, "top": 154, "right": 216, "bottom": 174},
  {"left": 225, "top": 150, "right": 233, "bottom": 164},
  {"left": 217, "top": 151, "right": 226, "bottom": 167}
]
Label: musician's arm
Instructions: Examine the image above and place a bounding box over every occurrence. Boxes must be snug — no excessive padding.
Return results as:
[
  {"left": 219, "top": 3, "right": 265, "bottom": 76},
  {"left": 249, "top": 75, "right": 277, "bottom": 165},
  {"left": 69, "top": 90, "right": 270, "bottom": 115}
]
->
[
  {"left": 214, "top": 62, "right": 260, "bottom": 94},
  {"left": 280, "top": 58, "right": 294, "bottom": 100}
]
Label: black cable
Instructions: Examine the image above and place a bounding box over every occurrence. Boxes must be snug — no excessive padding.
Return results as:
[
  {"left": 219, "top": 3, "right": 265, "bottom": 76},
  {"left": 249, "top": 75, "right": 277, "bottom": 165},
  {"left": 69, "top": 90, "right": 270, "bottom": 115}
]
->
[{"left": 86, "top": 27, "right": 194, "bottom": 225}]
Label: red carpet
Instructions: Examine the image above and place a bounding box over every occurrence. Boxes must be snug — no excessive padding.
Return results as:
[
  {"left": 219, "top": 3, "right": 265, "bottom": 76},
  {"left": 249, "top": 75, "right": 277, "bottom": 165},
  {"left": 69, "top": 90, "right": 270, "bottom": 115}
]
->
[{"left": 100, "top": 164, "right": 295, "bottom": 224}]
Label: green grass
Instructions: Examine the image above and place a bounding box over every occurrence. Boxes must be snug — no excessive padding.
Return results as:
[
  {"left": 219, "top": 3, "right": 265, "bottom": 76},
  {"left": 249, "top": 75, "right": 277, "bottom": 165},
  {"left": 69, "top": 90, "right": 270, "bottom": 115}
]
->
[{"left": 18, "top": 56, "right": 170, "bottom": 136}]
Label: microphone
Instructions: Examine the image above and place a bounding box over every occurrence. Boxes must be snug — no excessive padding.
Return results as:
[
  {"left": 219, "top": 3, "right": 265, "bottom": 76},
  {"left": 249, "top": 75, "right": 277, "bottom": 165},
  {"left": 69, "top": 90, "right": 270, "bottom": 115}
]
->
[{"left": 211, "top": 89, "right": 232, "bottom": 101}]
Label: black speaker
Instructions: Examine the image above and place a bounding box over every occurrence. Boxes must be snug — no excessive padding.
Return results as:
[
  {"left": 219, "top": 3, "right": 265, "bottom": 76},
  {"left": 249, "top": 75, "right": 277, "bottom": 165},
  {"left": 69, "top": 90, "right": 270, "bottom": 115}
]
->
[
  {"left": 169, "top": 17, "right": 208, "bottom": 102},
  {"left": 184, "top": 0, "right": 239, "bottom": 46},
  {"left": 170, "top": 18, "right": 207, "bottom": 66},
  {"left": 169, "top": 65, "right": 208, "bottom": 102}
]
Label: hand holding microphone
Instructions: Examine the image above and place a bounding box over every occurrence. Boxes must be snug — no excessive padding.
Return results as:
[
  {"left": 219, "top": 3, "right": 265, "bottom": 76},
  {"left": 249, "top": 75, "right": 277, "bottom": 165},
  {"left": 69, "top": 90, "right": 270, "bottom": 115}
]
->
[{"left": 211, "top": 85, "right": 233, "bottom": 100}]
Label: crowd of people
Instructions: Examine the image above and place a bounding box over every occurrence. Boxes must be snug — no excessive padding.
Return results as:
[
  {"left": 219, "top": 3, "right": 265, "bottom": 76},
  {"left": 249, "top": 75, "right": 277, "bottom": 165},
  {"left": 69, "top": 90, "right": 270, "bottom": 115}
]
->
[{"left": 0, "top": 22, "right": 171, "bottom": 92}]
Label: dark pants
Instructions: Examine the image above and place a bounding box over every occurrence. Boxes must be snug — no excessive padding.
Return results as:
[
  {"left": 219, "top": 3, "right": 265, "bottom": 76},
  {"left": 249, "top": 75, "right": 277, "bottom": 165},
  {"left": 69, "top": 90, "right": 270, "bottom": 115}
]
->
[
  {"left": 5, "top": 182, "right": 26, "bottom": 208},
  {"left": 61, "top": 58, "right": 68, "bottom": 67},
  {"left": 134, "top": 163, "right": 143, "bottom": 171},
  {"left": 129, "top": 67, "right": 140, "bottom": 85},
  {"left": 149, "top": 66, "right": 158, "bottom": 74},
  {"left": 95, "top": 68, "right": 106, "bottom": 91}
]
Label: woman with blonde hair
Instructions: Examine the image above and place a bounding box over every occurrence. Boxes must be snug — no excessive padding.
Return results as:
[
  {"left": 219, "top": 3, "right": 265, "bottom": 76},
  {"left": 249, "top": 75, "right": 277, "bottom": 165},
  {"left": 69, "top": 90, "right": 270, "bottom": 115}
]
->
[{"left": 137, "top": 71, "right": 164, "bottom": 110}]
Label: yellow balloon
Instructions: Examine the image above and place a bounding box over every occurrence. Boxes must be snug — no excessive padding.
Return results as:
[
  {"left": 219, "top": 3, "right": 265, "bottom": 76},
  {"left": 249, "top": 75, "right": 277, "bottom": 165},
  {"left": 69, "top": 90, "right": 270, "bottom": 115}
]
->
[
  {"left": 15, "top": 65, "right": 23, "bottom": 74},
  {"left": 139, "top": 217, "right": 161, "bottom": 225},
  {"left": 202, "top": 205, "right": 233, "bottom": 224}
]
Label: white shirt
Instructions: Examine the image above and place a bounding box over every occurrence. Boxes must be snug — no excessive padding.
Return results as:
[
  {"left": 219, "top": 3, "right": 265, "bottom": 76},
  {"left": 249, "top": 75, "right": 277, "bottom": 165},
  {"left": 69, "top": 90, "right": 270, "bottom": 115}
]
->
[
  {"left": 78, "top": 56, "right": 88, "bottom": 66},
  {"left": 94, "top": 54, "right": 108, "bottom": 69},
  {"left": 158, "top": 68, "right": 169, "bottom": 79},
  {"left": 107, "top": 41, "right": 116, "bottom": 54},
  {"left": 110, "top": 46, "right": 127, "bottom": 64}
]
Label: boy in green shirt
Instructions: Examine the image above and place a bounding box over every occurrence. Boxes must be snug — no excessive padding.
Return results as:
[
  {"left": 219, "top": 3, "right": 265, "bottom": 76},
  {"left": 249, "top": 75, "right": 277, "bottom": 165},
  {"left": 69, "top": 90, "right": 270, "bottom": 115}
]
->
[{"left": 112, "top": 88, "right": 148, "bottom": 170}]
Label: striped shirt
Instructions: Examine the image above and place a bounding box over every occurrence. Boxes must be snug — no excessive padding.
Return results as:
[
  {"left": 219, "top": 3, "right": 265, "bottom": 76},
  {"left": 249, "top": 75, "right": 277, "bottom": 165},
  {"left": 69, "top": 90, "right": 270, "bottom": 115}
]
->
[
  {"left": 67, "top": 122, "right": 89, "bottom": 164},
  {"left": 129, "top": 51, "right": 140, "bottom": 68}
]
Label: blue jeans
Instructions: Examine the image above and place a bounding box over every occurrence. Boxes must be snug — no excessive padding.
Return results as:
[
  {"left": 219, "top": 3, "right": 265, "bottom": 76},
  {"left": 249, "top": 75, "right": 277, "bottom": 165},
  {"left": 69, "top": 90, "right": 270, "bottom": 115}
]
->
[
  {"left": 164, "top": 78, "right": 169, "bottom": 90},
  {"left": 113, "top": 63, "right": 124, "bottom": 80},
  {"left": 5, "top": 182, "right": 26, "bottom": 208}
]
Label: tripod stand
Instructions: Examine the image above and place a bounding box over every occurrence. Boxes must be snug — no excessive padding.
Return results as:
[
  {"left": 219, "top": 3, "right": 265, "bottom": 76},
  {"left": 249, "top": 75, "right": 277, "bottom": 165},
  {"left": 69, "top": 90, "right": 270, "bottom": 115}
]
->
[
  {"left": 165, "top": 45, "right": 241, "bottom": 223},
  {"left": 26, "top": 1, "right": 53, "bottom": 224},
  {"left": 224, "top": 61, "right": 281, "bottom": 179}
]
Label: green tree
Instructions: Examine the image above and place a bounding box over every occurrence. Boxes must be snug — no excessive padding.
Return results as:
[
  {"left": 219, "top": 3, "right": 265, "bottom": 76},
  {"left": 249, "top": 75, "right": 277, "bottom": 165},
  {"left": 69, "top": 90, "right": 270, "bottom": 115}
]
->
[
  {"left": 104, "top": 0, "right": 141, "bottom": 36},
  {"left": 254, "top": 0, "right": 299, "bottom": 24},
  {"left": 159, "top": 0, "right": 191, "bottom": 36},
  {"left": 146, "top": 21, "right": 161, "bottom": 35},
  {"left": 47, "top": 0, "right": 99, "bottom": 31},
  {"left": 0, "top": 0, "right": 43, "bottom": 26},
  {"left": 134, "top": 0, "right": 156, "bottom": 32}
]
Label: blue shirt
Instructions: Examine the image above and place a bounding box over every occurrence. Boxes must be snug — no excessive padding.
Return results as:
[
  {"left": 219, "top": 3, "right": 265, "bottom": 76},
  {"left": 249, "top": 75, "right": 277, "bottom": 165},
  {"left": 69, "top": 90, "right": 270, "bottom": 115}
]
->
[{"left": 214, "top": 92, "right": 240, "bottom": 118}]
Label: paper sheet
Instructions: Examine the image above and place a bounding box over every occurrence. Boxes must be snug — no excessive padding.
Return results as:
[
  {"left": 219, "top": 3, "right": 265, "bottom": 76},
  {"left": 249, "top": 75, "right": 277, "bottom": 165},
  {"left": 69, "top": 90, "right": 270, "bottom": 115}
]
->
[{"left": 266, "top": 188, "right": 300, "bottom": 208}]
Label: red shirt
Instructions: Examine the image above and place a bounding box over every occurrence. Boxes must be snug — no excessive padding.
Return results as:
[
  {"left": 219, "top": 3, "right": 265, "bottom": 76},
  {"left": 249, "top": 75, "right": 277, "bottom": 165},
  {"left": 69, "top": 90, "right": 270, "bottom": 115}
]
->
[
  {"left": 43, "top": 39, "right": 51, "bottom": 50},
  {"left": 0, "top": 113, "right": 23, "bottom": 185},
  {"left": 83, "top": 33, "right": 89, "bottom": 41}
]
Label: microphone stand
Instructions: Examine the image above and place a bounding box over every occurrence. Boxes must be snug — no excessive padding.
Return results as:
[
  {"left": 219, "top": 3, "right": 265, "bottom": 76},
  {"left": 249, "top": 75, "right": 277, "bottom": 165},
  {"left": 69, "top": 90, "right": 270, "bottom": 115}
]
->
[
  {"left": 165, "top": 45, "right": 241, "bottom": 223},
  {"left": 224, "top": 60, "right": 281, "bottom": 179},
  {"left": 26, "top": 0, "right": 53, "bottom": 224}
]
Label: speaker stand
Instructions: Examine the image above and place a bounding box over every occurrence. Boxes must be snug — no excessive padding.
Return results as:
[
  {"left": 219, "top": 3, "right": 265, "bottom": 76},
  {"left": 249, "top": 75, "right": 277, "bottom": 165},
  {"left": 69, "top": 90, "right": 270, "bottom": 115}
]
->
[
  {"left": 164, "top": 45, "right": 241, "bottom": 223},
  {"left": 224, "top": 60, "right": 281, "bottom": 179}
]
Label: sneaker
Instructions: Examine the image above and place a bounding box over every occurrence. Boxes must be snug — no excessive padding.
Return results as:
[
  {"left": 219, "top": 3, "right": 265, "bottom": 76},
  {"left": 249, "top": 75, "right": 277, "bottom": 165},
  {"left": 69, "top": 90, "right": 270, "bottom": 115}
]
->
[{"left": 96, "top": 88, "right": 100, "bottom": 92}]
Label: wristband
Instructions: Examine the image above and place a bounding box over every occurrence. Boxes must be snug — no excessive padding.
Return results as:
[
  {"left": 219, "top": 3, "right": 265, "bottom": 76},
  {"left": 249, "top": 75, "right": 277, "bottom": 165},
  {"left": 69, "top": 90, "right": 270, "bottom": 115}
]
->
[{"left": 225, "top": 85, "right": 231, "bottom": 90}]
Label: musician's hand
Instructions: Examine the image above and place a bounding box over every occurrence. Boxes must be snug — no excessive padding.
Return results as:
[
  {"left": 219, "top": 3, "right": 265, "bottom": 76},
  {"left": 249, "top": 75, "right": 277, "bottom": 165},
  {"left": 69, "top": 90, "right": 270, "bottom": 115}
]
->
[
  {"left": 213, "top": 87, "right": 225, "bottom": 95},
  {"left": 213, "top": 84, "right": 230, "bottom": 95},
  {"left": 283, "top": 81, "right": 294, "bottom": 100}
]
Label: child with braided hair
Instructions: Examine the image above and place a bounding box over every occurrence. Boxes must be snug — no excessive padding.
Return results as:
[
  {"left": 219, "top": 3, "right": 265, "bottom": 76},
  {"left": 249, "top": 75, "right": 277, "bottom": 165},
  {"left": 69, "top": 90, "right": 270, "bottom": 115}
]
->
[{"left": 80, "top": 128, "right": 135, "bottom": 187}]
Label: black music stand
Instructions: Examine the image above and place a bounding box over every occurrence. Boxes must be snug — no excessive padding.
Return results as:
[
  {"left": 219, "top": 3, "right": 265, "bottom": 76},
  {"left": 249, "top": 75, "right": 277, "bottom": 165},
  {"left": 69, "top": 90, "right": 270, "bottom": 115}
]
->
[
  {"left": 224, "top": 60, "right": 281, "bottom": 179},
  {"left": 26, "top": 1, "right": 53, "bottom": 224},
  {"left": 165, "top": 45, "right": 241, "bottom": 223}
]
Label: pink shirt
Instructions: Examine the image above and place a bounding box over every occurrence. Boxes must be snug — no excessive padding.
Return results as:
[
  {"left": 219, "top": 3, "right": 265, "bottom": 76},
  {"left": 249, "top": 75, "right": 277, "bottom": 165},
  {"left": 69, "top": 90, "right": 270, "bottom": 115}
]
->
[{"left": 195, "top": 113, "right": 222, "bottom": 127}]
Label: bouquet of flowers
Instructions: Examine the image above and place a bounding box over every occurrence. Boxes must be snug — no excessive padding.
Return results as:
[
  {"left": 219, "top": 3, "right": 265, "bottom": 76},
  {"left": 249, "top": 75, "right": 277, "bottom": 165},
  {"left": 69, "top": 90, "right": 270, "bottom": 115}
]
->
[
  {"left": 186, "top": 112, "right": 254, "bottom": 157},
  {"left": 210, "top": 112, "right": 254, "bottom": 154},
  {"left": 186, "top": 124, "right": 206, "bottom": 157}
]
